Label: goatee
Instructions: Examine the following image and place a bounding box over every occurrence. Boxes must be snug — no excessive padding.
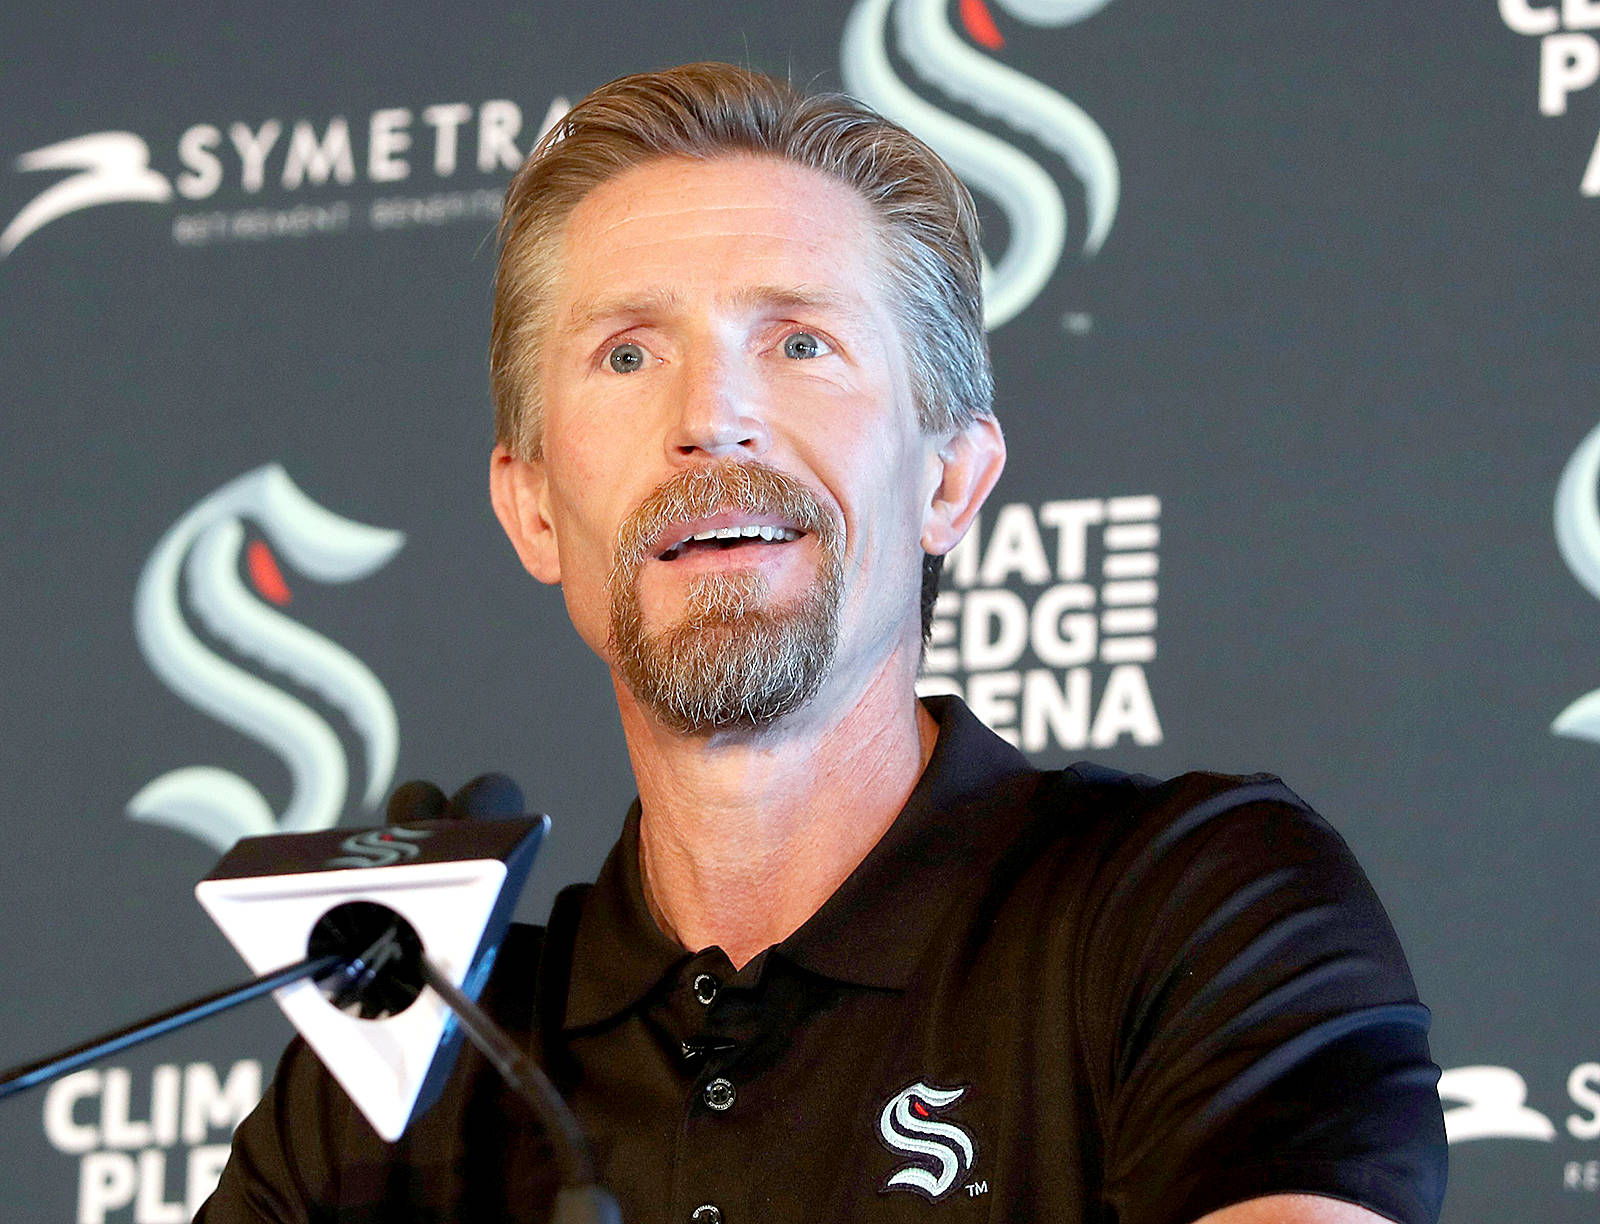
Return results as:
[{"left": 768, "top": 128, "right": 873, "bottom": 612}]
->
[{"left": 608, "top": 463, "right": 844, "bottom": 733}]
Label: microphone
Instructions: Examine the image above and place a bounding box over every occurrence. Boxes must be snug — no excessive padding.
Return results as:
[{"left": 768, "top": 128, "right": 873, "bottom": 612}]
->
[
  {"left": 450, "top": 772, "right": 526, "bottom": 818},
  {"left": 386, "top": 778, "right": 448, "bottom": 822},
  {"left": 300, "top": 895, "right": 617, "bottom": 1223},
  {"left": 198, "top": 779, "right": 620, "bottom": 1222},
  {"left": 195, "top": 805, "right": 547, "bottom": 1139},
  {"left": 385, "top": 773, "right": 525, "bottom": 823},
  {"left": 0, "top": 775, "right": 621, "bottom": 1223}
]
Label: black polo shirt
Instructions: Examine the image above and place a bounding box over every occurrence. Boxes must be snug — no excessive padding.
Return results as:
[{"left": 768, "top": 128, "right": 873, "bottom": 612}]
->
[{"left": 199, "top": 696, "right": 1447, "bottom": 1224}]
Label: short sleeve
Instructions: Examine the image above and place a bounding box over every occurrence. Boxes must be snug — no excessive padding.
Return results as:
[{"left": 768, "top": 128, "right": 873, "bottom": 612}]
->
[{"left": 1072, "top": 773, "right": 1448, "bottom": 1224}]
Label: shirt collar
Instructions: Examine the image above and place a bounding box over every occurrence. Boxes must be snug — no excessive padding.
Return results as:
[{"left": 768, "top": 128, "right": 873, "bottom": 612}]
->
[
  {"left": 562, "top": 696, "right": 1046, "bottom": 1029},
  {"left": 563, "top": 798, "right": 689, "bottom": 1031}
]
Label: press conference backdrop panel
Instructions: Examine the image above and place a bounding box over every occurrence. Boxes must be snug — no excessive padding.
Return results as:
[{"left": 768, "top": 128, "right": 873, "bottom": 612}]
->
[{"left": 1, "top": 4, "right": 1596, "bottom": 1220}]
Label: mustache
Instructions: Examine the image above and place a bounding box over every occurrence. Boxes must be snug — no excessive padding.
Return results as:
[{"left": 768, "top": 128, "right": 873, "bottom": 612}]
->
[{"left": 611, "top": 463, "right": 841, "bottom": 580}]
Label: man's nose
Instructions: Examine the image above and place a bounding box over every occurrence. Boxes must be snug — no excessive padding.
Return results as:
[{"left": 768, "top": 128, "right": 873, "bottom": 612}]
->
[{"left": 665, "top": 352, "right": 770, "bottom": 462}]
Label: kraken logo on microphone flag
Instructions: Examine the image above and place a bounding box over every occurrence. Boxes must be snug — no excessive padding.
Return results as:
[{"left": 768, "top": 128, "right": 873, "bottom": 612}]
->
[
  {"left": 841, "top": 0, "right": 1119, "bottom": 329},
  {"left": 129, "top": 464, "right": 405, "bottom": 852},
  {"left": 1553, "top": 420, "right": 1600, "bottom": 743},
  {"left": 326, "top": 826, "right": 431, "bottom": 869},
  {"left": 877, "top": 1081, "right": 977, "bottom": 1200}
]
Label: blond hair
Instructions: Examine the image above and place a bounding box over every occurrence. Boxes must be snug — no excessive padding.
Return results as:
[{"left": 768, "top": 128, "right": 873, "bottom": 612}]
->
[{"left": 490, "top": 61, "right": 993, "bottom": 460}]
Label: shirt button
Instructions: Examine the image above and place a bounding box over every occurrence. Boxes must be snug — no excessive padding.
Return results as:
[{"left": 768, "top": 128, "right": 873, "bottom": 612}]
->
[
  {"left": 690, "top": 1206, "right": 722, "bottom": 1224},
  {"left": 702, "top": 1077, "right": 736, "bottom": 1111},
  {"left": 692, "top": 972, "right": 720, "bottom": 1004}
]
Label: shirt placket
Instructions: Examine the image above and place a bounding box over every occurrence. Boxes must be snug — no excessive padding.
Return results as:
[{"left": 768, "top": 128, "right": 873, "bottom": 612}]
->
[{"left": 659, "top": 950, "right": 771, "bottom": 1224}]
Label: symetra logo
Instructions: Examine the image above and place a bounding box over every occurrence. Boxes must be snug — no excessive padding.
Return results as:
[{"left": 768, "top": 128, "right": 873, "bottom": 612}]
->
[
  {"left": 0, "top": 132, "right": 172, "bottom": 257},
  {"left": 1440, "top": 1062, "right": 1600, "bottom": 1194},
  {"left": 2, "top": 96, "right": 566, "bottom": 256},
  {"left": 1440, "top": 1065, "right": 1559, "bottom": 1143},
  {"left": 129, "top": 465, "right": 404, "bottom": 852},
  {"left": 841, "top": 0, "right": 1119, "bottom": 328},
  {"left": 1554, "top": 419, "right": 1600, "bottom": 742},
  {"left": 877, "top": 1081, "right": 978, "bottom": 1200}
]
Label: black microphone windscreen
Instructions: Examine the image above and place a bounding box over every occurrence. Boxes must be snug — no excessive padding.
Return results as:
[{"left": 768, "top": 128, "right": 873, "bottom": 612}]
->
[
  {"left": 449, "top": 773, "right": 525, "bottom": 819},
  {"left": 387, "top": 779, "right": 449, "bottom": 824}
]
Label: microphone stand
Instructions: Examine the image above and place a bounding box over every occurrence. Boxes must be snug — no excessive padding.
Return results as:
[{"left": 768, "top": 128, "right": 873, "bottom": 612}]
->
[
  {"left": 0, "top": 953, "right": 344, "bottom": 1101},
  {"left": 417, "top": 957, "right": 619, "bottom": 1224},
  {"left": 0, "top": 923, "right": 622, "bottom": 1224},
  {"left": 324, "top": 918, "right": 619, "bottom": 1223}
]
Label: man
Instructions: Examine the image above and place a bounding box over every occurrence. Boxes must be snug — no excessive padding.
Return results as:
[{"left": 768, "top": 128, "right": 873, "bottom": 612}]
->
[{"left": 201, "top": 63, "right": 1446, "bottom": 1223}]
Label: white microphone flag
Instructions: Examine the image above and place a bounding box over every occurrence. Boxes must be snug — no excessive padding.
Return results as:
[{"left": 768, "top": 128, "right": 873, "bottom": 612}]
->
[{"left": 195, "top": 817, "right": 547, "bottom": 1141}]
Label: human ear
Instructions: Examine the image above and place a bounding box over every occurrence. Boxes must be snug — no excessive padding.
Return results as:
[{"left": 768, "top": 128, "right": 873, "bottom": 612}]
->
[
  {"left": 921, "top": 415, "right": 1005, "bottom": 557},
  {"left": 489, "top": 444, "right": 563, "bottom": 584}
]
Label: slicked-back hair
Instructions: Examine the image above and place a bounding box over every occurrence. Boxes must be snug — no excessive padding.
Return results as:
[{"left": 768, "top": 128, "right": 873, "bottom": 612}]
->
[{"left": 490, "top": 62, "right": 994, "bottom": 635}]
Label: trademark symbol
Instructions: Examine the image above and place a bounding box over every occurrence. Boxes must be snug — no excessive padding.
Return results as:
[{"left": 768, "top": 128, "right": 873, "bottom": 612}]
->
[
  {"left": 964, "top": 1180, "right": 989, "bottom": 1197},
  {"left": 1060, "top": 311, "right": 1093, "bottom": 336}
]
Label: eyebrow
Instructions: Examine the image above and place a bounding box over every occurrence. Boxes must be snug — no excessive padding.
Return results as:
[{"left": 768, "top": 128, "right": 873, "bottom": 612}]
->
[{"left": 559, "top": 283, "right": 862, "bottom": 336}]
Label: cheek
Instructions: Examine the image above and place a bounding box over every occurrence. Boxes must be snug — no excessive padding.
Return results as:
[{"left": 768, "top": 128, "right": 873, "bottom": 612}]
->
[
  {"left": 836, "top": 443, "right": 935, "bottom": 582},
  {"left": 543, "top": 452, "right": 626, "bottom": 595}
]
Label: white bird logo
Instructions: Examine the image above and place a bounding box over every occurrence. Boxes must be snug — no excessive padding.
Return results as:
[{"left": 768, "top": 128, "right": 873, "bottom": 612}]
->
[
  {"left": 129, "top": 464, "right": 405, "bottom": 852},
  {"left": 1, "top": 131, "right": 172, "bottom": 257},
  {"left": 1436, "top": 1066, "right": 1556, "bottom": 1144}
]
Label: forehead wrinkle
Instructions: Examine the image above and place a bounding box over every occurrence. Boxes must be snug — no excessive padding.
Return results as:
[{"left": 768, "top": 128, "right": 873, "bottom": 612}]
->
[
  {"left": 727, "top": 283, "right": 857, "bottom": 317},
  {"left": 577, "top": 227, "right": 841, "bottom": 258},
  {"left": 560, "top": 282, "right": 878, "bottom": 339},
  {"left": 552, "top": 160, "right": 900, "bottom": 349},
  {"left": 585, "top": 199, "right": 821, "bottom": 237},
  {"left": 560, "top": 286, "right": 688, "bottom": 337}
]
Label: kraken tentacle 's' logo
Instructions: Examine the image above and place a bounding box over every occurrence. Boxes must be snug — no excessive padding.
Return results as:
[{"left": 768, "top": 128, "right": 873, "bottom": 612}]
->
[
  {"left": 877, "top": 1081, "right": 977, "bottom": 1200},
  {"left": 325, "top": 826, "right": 431, "bottom": 869},
  {"left": 129, "top": 464, "right": 405, "bottom": 852},
  {"left": 1554, "top": 419, "right": 1600, "bottom": 742},
  {"left": 841, "top": 0, "right": 1120, "bottom": 329}
]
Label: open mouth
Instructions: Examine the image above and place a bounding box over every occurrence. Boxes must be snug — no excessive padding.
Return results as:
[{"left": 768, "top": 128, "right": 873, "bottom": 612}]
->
[{"left": 657, "top": 523, "right": 805, "bottom": 562}]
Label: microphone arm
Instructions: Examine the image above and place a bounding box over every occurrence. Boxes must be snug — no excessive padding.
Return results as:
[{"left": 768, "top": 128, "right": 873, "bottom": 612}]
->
[
  {"left": 321, "top": 910, "right": 621, "bottom": 1224},
  {"left": 416, "top": 955, "right": 620, "bottom": 1224},
  {"left": 0, "top": 952, "right": 345, "bottom": 1101},
  {"left": 418, "top": 955, "right": 595, "bottom": 1185}
]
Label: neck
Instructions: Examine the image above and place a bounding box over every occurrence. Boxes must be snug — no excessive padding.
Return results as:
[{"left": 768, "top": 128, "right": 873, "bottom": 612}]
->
[{"left": 613, "top": 652, "right": 937, "bottom": 969}]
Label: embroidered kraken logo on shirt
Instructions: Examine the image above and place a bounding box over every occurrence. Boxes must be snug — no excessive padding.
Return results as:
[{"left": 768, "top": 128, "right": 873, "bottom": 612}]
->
[{"left": 877, "top": 1081, "right": 977, "bottom": 1200}]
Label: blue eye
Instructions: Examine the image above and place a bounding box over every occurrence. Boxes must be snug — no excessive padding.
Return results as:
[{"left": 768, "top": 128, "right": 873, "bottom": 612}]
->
[
  {"left": 782, "top": 332, "right": 824, "bottom": 359},
  {"left": 608, "top": 342, "right": 646, "bottom": 373}
]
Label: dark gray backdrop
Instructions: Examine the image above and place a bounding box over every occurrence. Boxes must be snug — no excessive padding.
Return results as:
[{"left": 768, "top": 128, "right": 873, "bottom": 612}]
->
[{"left": 2, "top": 2, "right": 1596, "bottom": 1220}]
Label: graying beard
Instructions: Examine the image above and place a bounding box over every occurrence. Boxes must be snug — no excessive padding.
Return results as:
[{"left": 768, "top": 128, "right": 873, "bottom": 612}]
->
[
  {"left": 611, "top": 570, "right": 839, "bottom": 733},
  {"left": 606, "top": 462, "right": 844, "bottom": 733}
]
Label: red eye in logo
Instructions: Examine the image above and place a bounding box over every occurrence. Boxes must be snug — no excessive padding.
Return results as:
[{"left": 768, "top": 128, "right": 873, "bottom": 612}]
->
[
  {"left": 246, "top": 539, "right": 293, "bottom": 606},
  {"left": 959, "top": 0, "right": 1005, "bottom": 48}
]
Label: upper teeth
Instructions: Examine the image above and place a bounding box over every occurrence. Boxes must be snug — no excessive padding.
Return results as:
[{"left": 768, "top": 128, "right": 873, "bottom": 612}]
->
[
  {"left": 683, "top": 524, "right": 799, "bottom": 544},
  {"left": 691, "top": 521, "right": 796, "bottom": 540}
]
